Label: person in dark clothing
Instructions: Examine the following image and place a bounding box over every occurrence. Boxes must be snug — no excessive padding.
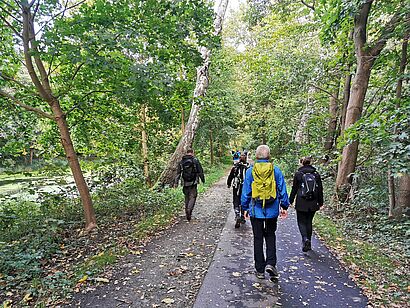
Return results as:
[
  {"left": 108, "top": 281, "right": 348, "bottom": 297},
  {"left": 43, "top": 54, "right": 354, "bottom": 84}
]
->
[
  {"left": 175, "top": 149, "right": 205, "bottom": 221},
  {"left": 227, "top": 153, "right": 249, "bottom": 228},
  {"left": 289, "top": 156, "right": 324, "bottom": 252}
]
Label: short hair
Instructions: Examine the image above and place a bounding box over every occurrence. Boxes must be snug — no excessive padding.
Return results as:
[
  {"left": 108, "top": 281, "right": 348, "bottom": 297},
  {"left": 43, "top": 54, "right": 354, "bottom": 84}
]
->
[
  {"left": 255, "top": 145, "right": 270, "bottom": 159},
  {"left": 187, "top": 149, "right": 194, "bottom": 154},
  {"left": 300, "top": 156, "right": 312, "bottom": 165}
]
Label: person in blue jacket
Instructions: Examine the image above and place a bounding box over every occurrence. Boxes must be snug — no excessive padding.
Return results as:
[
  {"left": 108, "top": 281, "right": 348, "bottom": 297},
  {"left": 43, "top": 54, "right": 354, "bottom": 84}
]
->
[{"left": 241, "top": 144, "right": 290, "bottom": 280}]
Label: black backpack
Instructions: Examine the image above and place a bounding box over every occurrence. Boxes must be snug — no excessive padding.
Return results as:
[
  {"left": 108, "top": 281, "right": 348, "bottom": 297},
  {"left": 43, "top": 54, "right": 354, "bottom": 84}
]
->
[
  {"left": 300, "top": 172, "right": 317, "bottom": 201},
  {"left": 181, "top": 158, "right": 197, "bottom": 182}
]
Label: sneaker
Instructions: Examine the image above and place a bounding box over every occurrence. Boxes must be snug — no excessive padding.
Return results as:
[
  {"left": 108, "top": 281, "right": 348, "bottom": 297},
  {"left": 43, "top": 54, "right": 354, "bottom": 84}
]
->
[
  {"left": 240, "top": 216, "right": 246, "bottom": 224},
  {"left": 302, "top": 239, "right": 311, "bottom": 252},
  {"left": 234, "top": 218, "right": 241, "bottom": 228},
  {"left": 265, "top": 264, "right": 278, "bottom": 279},
  {"left": 255, "top": 271, "right": 265, "bottom": 279}
]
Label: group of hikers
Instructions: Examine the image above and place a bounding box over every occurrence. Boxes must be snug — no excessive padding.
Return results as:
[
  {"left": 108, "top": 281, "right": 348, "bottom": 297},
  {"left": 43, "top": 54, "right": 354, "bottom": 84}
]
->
[{"left": 174, "top": 145, "right": 323, "bottom": 281}]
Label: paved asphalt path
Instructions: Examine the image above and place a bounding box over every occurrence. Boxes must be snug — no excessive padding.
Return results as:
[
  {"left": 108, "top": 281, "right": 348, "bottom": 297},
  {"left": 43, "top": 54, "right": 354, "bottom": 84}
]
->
[{"left": 194, "top": 207, "right": 368, "bottom": 308}]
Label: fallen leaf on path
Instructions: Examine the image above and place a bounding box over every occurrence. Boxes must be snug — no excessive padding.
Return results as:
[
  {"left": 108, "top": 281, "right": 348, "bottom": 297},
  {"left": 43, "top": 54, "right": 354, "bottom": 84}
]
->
[
  {"left": 94, "top": 277, "right": 109, "bottom": 283},
  {"left": 162, "top": 298, "right": 175, "bottom": 304},
  {"left": 232, "top": 272, "right": 242, "bottom": 277},
  {"left": 78, "top": 275, "right": 88, "bottom": 283},
  {"left": 23, "top": 293, "right": 33, "bottom": 302}
]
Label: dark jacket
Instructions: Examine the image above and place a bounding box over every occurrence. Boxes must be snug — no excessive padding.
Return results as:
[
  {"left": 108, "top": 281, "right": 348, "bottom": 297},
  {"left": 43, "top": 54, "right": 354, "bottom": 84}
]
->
[
  {"left": 227, "top": 162, "right": 249, "bottom": 188},
  {"left": 175, "top": 155, "right": 205, "bottom": 187},
  {"left": 289, "top": 165, "right": 323, "bottom": 212}
]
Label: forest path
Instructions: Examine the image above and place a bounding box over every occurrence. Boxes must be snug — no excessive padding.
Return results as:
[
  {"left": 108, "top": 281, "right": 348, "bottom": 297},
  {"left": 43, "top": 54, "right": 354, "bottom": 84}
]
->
[{"left": 69, "top": 175, "right": 368, "bottom": 307}]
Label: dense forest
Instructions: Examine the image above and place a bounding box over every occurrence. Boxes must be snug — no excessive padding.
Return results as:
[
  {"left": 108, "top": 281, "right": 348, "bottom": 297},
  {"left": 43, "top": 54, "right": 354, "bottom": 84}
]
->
[{"left": 0, "top": 0, "right": 409, "bottom": 306}]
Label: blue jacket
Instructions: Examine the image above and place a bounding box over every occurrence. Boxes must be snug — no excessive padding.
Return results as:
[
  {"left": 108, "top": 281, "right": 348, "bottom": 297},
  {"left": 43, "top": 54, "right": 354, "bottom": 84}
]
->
[{"left": 241, "top": 160, "right": 290, "bottom": 219}]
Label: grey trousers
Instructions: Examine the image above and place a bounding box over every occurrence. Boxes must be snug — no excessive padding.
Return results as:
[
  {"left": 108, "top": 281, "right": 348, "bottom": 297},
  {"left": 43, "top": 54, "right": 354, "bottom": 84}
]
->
[{"left": 183, "top": 184, "right": 198, "bottom": 219}]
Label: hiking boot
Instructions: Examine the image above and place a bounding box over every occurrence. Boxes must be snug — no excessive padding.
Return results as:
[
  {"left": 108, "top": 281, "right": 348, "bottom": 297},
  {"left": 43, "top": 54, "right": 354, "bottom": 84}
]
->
[
  {"left": 302, "top": 239, "right": 311, "bottom": 252},
  {"left": 234, "top": 217, "right": 241, "bottom": 228},
  {"left": 265, "top": 264, "right": 278, "bottom": 279},
  {"left": 240, "top": 216, "right": 246, "bottom": 224},
  {"left": 255, "top": 271, "right": 264, "bottom": 279}
]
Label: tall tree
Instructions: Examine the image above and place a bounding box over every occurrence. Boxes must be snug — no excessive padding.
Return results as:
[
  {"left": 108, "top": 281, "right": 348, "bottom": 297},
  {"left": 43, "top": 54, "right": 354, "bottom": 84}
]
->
[
  {"left": 335, "top": 1, "right": 405, "bottom": 201},
  {"left": 0, "top": 1, "right": 97, "bottom": 230},
  {"left": 157, "top": 0, "right": 229, "bottom": 186}
]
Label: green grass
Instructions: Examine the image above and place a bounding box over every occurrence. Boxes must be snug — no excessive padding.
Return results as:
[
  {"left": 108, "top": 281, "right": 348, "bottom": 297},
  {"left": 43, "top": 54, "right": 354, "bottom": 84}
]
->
[{"left": 314, "top": 214, "right": 409, "bottom": 306}]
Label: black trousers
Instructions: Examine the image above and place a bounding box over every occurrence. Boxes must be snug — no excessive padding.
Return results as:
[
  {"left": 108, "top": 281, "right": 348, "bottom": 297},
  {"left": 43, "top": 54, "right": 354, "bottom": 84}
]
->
[
  {"left": 232, "top": 185, "right": 244, "bottom": 218},
  {"left": 183, "top": 184, "right": 198, "bottom": 219},
  {"left": 250, "top": 217, "right": 278, "bottom": 273},
  {"left": 296, "top": 210, "right": 316, "bottom": 241}
]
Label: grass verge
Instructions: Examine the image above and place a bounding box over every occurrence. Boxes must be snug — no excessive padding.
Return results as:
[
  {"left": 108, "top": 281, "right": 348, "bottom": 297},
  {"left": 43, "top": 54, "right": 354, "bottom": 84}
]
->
[{"left": 314, "top": 213, "right": 409, "bottom": 307}]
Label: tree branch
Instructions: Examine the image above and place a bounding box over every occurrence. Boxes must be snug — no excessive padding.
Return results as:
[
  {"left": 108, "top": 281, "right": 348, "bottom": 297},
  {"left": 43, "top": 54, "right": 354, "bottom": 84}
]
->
[
  {"left": 369, "top": 11, "right": 406, "bottom": 57},
  {"left": 0, "top": 71, "right": 40, "bottom": 97},
  {"left": 354, "top": 1, "right": 373, "bottom": 56},
  {"left": 35, "top": 0, "right": 87, "bottom": 36},
  {"left": 300, "top": 0, "right": 315, "bottom": 11},
  {"left": 309, "top": 84, "right": 341, "bottom": 102},
  {"left": 0, "top": 89, "right": 54, "bottom": 119},
  {"left": 64, "top": 90, "right": 113, "bottom": 116},
  {"left": 0, "top": 14, "right": 22, "bottom": 38},
  {"left": 0, "top": 1, "right": 22, "bottom": 24}
]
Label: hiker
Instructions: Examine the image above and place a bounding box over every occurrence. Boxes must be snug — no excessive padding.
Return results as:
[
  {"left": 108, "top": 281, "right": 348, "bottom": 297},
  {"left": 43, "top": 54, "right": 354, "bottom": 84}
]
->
[
  {"left": 289, "top": 156, "right": 324, "bottom": 252},
  {"left": 227, "top": 153, "right": 249, "bottom": 228},
  {"left": 232, "top": 150, "right": 241, "bottom": 164},
  {"left": 241, "top": 145, "right": 290, "bottom": 280},
  {"left": 175, "top": 149, "right": 205, "bottom": 221}
]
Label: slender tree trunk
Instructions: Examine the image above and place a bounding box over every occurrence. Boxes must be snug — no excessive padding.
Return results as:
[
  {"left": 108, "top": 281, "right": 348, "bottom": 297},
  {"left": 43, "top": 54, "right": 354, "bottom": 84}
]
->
[
  {"left": 20, "top": 3, "right": 96, "bottom": 230},
  {"left": 157, "top": 0, "right": 229, "bottom": 186},
  {"left": 340, "top": 70, "right": 352, "bottom": 132},
  {"left": 392, "top": 30, "right": 410, "bottom": 217},
  {"left": 324, "top": 86, "right": 340, "bottom": 151},
  {"left": 210, "top": 129, "right": 214, "bottom": 165},
  {"left": 388, "top": 168, "right": 396, "bottom": 217},
  {"left": 30, "top": 147, "right": 34, "bottom": 165},
  {"left": 141, "top": 105, "right": 152, "bottom": 186},
  {"left": 181, "top": 107, "right": 185, "bottom": 134}
]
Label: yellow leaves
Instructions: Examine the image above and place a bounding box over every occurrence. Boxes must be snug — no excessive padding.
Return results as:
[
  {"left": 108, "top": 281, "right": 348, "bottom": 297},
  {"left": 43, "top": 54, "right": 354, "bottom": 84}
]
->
[
  {"left": 77, "top": 275, "right": 88, "bottom": 284},
  {"left": 94, "top": 277, "right": 109, "bottom": 283},
  {"left": 131, "top": 269, "right": 140, "bottom": 275},
  {"left": 407, "top": 285, "right": 410, "bottom": 293},
  {"left": 3, "top": 300, "right": 12, "bottom": 308}
]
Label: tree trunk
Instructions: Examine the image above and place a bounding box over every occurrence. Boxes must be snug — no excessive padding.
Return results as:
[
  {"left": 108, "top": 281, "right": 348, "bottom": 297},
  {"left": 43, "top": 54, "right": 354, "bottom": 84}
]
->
[
  {"left": 340, "top": 70, "right": 352, "bottom": 132},
  {"left": 181, "top": 107, "right": 185, "bottom": 134},
  {"left": 141, "top": 105, "right": 152, "bottom": 186},
  {"left": 387, "top": 168, "right": 396, "bottom": 217},
  {"left": 20, "top": 3, "right": 96, "bottom": 230},
  {"left": 392, "top": 30, "right": 409, "bottom": 217},
  {"left": 30, "top": 147, "right": 34, "bottom": 165},
  {"left": 50, "top": 99, "right": 97, "bottom": 230},
  {"left": 210, "top": 129, "right": 214, "bottom": 165},
  {"left": 335, "top": 59, "right": 373, "bottom": 201},
  {"left": 324, "top": 86, "right": 340, "bottom": 151},
  {"left": 335, "top": 1, "right": 401, "bottom": 202},
  {"left": 157, "top": 0, "right": 229, "bottom": 186}
]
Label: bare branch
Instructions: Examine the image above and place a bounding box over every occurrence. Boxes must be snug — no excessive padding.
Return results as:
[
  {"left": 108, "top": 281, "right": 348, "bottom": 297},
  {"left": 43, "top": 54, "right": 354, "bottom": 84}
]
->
[
  {"left": 300, "top": 0, "right": 315, "bottom": 11},
  {"left": 32, "top": 0, "right": 40, "bottom": 20},
  {"left": 0, "top": 89, "right": 54, "bottom": 119}
]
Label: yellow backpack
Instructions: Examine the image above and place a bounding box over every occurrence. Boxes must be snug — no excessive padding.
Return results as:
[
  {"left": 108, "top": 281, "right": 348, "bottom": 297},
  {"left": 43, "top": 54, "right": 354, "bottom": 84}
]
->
[{"left": 251, "top": 162, "right": 277, "bottom": 208}]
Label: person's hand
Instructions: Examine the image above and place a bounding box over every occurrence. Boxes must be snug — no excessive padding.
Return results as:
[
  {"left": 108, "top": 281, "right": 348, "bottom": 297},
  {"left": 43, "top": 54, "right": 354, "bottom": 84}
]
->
[
  {"left": 280, "top": 208, "right": 288, "bottom": 219},
  {"left": 244, "top": 210, "right": 250, "bottom": 219}
]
